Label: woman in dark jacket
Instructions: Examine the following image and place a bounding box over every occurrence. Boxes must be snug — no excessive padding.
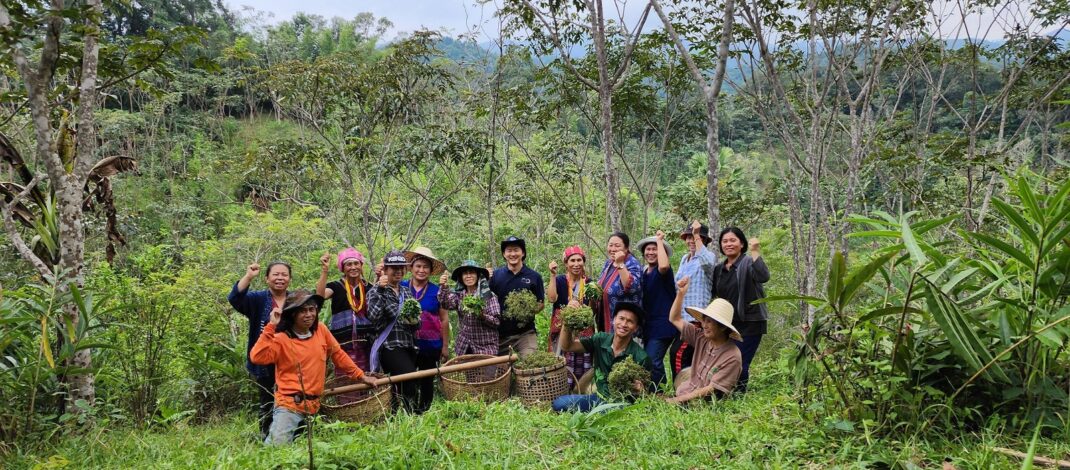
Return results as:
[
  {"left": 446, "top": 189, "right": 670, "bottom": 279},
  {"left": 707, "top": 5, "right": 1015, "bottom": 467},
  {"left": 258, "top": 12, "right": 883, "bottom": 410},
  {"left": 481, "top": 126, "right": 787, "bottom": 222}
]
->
[{"left": 711, "top": 227, "right": 769, "bottom": 393}]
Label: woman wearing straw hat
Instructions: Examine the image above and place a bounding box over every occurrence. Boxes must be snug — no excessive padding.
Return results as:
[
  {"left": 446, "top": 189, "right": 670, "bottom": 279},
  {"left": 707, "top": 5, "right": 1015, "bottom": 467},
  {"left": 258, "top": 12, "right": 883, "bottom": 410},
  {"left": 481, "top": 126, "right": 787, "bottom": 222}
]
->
[
  {"left": 250, "top": 289, "right": 376, "bottom": 445},
  {"left": 401, "top": 246, "right": 449, "bottom": 413},
  {"left": 367, "top": 250, "right": 421, "bottom": 412},
  {"left": 438, "top": 260, "right": 501, "bottom": 356},
  {"left": 665, "top": 277, "right": 742, "bottom": 405},
  {"left": 546, "top": 246, "right": 596, "bottom": 386},
  {"left": 316, "top": 247, "right": 373, "bottom": 370}
]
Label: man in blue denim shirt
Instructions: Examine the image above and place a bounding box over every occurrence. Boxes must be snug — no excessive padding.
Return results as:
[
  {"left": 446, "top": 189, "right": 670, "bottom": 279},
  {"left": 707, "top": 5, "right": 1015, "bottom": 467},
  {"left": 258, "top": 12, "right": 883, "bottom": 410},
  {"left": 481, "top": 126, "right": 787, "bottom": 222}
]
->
[{"left": 228, "top": 261, "right": 291, "bottom": 439}]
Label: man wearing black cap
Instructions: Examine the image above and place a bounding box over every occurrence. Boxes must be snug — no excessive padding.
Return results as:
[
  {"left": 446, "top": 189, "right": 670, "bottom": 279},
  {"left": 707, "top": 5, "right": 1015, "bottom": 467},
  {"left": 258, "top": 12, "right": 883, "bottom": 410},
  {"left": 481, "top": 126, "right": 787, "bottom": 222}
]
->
[{"left": 489, "top": 236, "right": 545, "bottom": 357}]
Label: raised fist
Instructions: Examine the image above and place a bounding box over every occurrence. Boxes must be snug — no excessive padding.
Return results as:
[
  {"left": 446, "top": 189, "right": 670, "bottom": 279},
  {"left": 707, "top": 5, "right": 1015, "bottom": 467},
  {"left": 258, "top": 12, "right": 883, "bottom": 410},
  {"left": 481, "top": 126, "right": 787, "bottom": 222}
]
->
[
  {"left": 245, "top": 263, "right": 261, "bottom": 279},
  {"left": 439, "top": 273, "right": 450, "bottom": 286},
  {"left": 320, "top": 252, "right": 332, "bottom": 271},
  {"left": 549, "top": 261, "right": 558, "bottom": 276}
]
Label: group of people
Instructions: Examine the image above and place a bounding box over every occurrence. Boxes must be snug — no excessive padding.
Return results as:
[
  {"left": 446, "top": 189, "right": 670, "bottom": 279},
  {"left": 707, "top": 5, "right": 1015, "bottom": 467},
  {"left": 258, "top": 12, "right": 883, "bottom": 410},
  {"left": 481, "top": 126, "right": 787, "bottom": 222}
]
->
[{"left": 228, "top": 223, "right": 769, "bottom": 444}]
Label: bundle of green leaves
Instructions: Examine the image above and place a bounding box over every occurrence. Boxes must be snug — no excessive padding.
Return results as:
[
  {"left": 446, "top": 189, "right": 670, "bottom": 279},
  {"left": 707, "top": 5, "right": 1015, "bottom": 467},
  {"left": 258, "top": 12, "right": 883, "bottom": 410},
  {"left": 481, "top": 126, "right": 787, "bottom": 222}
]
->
[
  {"left": 400, "top": 298, "right": 422, "bottom": 325},
  {"left": 462, "top": 295, "right": 485, "bottom": 317},
  {"left": 607, "top": 357, "right": 650, "bottom": 399},
  {"left": 561, "top": 305, "right": 595, "bottom": 331},
  {"left": 504, "top": 290, "right": 539, "bottom": 323},
  {"left": 583, "top": 282, "right": 602, "bottom": 303},
  {"left": 514, "top": 351, "right": 562, "bottom": 370}
]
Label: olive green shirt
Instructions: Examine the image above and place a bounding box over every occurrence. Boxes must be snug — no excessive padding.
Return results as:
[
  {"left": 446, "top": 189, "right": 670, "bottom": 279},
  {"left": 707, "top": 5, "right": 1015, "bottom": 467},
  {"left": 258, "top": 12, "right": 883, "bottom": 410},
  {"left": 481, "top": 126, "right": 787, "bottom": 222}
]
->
[{"left": 580, "top": 332, "right": 652, "bottom": 397}]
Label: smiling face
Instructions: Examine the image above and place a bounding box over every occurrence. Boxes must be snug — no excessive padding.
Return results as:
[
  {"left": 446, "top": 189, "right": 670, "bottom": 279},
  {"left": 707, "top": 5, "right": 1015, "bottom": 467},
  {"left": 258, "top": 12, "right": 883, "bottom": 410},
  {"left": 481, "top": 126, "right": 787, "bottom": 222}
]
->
[
  {"left": 384, "top": 265, "right": 405, "bottom": 284},
  {"left": 266, "top": 264, "right": 291, "bottom": 293},
  {"left": 699, "top": 316, "right": 728, "bottom": 341},
  {"left": 566, "top": 254, "right": 585, "bottom": 276},
  {"left": 411, "top": 258, "right": 431, "bottom": 282},
  {"left": 721, "top": 232, "right": 743, "bottom": 258},
  {"left": 503, "top": 246, "right": 524, "bottom": 267},
  {"left": 683, "top": 233, "right": 698, "bottom": 254},
  {"left": 612, "top": 309, "right": 640, "bottom": 338},
  {"left": 342, "top": 259, "right": 363, "bottom": 280},
  {"left": 642, "top": 243, "right": 658, "bottom": 265},
  {"left": 607, "top": 236, "right": 626, "bottom": 259},
  {"left": 295, "top": 303, "right": 318, "bottom": 332},
  {"left": 461, "top": 270, "right": 479, "bottom": 288}
]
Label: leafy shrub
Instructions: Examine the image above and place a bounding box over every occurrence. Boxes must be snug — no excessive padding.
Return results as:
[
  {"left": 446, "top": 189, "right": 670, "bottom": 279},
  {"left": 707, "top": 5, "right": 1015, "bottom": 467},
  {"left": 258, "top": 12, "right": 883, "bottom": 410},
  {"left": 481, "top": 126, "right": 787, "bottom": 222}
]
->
[
  {"left": 514, "top": 351, "right": 561, "bottom": 370},
  {"left": 607, "top": 357, "right": 650, "bottom": 399},
  {"left": 503, "top": 290, "right": 539, "bottom": 323},
  {"left": 399, "top": 299, "right": 422, "bottom": 325},
  {"left": 461, "top": 295, "right": 485, "bottom": 317},
  {"left": 561, "top": 305, "right": 595, "bottom": 331}
]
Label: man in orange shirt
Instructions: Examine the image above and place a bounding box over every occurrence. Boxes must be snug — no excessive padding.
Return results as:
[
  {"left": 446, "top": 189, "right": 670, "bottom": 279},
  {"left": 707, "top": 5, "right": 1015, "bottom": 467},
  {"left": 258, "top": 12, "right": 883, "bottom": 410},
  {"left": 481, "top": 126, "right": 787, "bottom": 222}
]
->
[{"left": 251, "top": 289, "right": 377, "bottom": 445}]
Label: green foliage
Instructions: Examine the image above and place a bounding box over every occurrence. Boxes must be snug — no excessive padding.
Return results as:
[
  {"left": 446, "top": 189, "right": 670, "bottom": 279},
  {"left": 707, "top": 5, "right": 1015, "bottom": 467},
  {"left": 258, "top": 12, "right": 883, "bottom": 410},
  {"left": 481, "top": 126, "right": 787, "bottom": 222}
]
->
[
  {"left": 582, "top": 282, "right": 602, "bottom": 303},
  {"left": 461, "top": 295, "right": 485, "bottom": 317},
  {"left": 503, "top": 290, "right": 540, "bottom": 324},
  {"left": 606, "top": 357, "right": 651, "bottom": 399},
  {"left": 400, "top": 299, "right": 422, "bottom": 326},
  {"left": 560, "top": 305, "right": 595, "bottom": 331},
  {"left": 513, "top": 351, "right": 561, "bottom": 370}
]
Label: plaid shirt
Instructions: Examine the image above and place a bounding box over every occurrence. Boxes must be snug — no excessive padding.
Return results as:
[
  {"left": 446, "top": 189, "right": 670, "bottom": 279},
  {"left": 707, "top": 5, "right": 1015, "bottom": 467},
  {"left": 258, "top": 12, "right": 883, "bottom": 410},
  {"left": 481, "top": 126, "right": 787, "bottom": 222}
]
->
[
  {"left": 367, "top": 284, "right": 417, "bottom": 352},
  {"left": 439, "top": 289, "right": 500, "bottom": 356},
  {"left": 674, "top": 243, "right": 717, "bottom": 321}
]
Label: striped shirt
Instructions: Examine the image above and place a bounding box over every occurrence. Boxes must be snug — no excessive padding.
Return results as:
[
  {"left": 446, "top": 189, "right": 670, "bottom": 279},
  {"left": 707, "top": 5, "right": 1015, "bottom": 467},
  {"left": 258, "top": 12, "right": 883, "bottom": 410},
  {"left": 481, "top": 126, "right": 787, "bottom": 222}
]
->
[{"left": 674, "top": 243, "right": 717, "bottom": 321}]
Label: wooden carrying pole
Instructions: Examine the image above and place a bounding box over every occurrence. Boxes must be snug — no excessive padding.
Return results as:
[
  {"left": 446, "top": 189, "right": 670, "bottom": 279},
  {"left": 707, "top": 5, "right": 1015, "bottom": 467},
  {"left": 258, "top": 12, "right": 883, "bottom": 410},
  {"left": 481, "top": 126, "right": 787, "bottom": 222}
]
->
[{"left": 323, "top": 354, "right": 518, "bottom": 397}]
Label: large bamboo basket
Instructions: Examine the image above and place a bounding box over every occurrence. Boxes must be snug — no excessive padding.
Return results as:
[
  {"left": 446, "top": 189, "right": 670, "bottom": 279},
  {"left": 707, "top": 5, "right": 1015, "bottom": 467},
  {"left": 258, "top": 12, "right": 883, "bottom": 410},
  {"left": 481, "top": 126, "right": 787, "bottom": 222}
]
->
[
  {"left": 321, "top": 373, "right": 392, "bottom": 423},
  {"left": 440, "top": 354, "right": 512, "bottom": 403},
  {"left": 513, "top": 356, "right": 570, "bottom": 408}
]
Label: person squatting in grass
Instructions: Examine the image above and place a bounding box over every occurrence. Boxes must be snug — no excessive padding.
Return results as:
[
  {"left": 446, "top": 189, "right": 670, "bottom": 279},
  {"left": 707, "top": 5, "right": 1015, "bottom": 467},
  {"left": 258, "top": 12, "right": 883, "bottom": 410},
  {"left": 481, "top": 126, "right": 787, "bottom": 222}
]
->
[
  {"left": 250, "top": 289, "right": 376, "bottom": 445},
  {"left": 317, "top": 247, "right": 374, "bottom": 371},
  {"left": 665, "top": 277, "right": 742, "bottom": 404},
  {"left": 551, "top": 302, "right": 654, "bottom": 412},
  {"left": 711, "top": 227, "right": 769, "bottom": 393},
  {"left": 546, "top": 246, "right": 596, "bottom": 387},
  {"left": 636, "top": 231, "right": 677, "bottom": 388},
  {"left": 490, "top": 236, "right": 545, "bottom": 358},
  {"left": 669, "top": 220, "right": 718, "bottom": 382},
  {"left": 401, "top": 246, "right": 450, "bottom": 414},
  {"left": 594, "top": 232, "right": 643, "bottom": 333},
  {"left": 227, "top": 260, "right": 292, "bottom": 439},
  {"left": 367, "top": 250, "right": 422, "bottom": 413}
]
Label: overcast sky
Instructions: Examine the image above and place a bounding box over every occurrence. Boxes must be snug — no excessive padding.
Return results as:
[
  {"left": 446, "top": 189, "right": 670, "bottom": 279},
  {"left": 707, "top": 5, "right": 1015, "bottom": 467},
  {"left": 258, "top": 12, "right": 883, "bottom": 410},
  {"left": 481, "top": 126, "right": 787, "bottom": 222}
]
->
[{"left": 234, "top": 0, "right": 1055, "bottom": 42}]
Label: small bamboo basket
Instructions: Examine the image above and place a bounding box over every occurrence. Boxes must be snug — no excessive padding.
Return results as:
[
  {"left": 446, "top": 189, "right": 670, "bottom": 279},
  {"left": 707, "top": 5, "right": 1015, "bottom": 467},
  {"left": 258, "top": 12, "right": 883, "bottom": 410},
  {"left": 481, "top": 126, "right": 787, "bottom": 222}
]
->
[
  {"left": 321, "top": 373, "right": 392, "bottom": 423},
  {"left": 440, "top": 354, "right": 512, "bottom": 403},
  {"left": 513, "top": 356, "right": 570, "bottom": 408}
]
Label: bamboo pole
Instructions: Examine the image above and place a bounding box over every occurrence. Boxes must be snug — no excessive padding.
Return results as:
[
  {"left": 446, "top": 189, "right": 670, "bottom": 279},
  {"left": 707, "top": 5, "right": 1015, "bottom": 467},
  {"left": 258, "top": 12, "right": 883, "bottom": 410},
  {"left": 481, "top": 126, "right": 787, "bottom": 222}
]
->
[
  {"left": 323, "top": 354, "right": 518, "bottom": 397},
  {"left": 993, "top": 447, "right": 1070, "bottom": 469}
]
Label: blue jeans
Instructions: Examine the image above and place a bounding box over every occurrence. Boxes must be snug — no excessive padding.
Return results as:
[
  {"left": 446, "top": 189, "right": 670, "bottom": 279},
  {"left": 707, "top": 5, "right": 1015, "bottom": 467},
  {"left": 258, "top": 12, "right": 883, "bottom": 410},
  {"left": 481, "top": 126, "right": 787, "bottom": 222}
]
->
[
  {"left": 644, "top": 336, "right": 675, "bottom": 387},
  {"left": 734, "top": 334, "right": 763, "bottom": 392},
  {"left": 264, "top": 406, "right": 305, "bottom": 445},
  {"left": 552, "top": 394, "right": 604, "bottom": 412}
]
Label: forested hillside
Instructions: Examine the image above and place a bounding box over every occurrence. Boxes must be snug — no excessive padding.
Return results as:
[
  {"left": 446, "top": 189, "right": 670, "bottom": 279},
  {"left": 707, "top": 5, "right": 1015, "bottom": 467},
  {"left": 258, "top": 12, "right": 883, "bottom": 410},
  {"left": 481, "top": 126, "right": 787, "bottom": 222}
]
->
[{"left": 1, "top": 0, "right": 1068, "bottom": 467}]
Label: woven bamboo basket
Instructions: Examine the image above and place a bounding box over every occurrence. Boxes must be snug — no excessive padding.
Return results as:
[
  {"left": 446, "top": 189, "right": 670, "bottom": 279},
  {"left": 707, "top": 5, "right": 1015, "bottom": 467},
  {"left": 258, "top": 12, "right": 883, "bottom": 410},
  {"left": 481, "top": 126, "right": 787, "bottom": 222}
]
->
[
  {"left": 321, "top": 373, "right": 392, "bottom": 424},
  {"left": 440, "top": 354, "right": 512, "bottom": 403},
  {"left": 513, "top": 357, "right": 570, "bottom": 408}
]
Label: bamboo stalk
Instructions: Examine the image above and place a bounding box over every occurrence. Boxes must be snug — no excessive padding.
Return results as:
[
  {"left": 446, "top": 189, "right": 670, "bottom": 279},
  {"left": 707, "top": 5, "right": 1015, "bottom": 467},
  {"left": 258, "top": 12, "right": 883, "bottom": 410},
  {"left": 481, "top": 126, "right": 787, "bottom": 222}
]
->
[
  {"left": 993, "top": 447, "right": 1070, "bottom": 469},
  {"left": 323, "top": 354, "right": 518, "bottom": 397}
]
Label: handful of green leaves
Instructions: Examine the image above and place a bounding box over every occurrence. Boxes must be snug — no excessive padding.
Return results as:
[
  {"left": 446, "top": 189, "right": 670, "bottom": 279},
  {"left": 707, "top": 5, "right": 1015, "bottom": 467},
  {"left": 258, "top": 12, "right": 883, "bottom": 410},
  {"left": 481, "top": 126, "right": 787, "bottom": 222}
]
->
[
  {"left": 560, "top": 305, "right": 595, "bottom": 331},
  {"left": 399, "top": 298, "right": 422, "bottom": 326},
  {"left": 514, "top": 351, "right": 562, "bottom": 370},
  {"left": 503, "top": 290, "right": 540, "bottom": 323},
  {"left": 606, "top": 357, "right": 651, "bottom": 399},
  {"left": 583, "top": 281, "right": 602, "bottom": 303},
  {"left": 461, "top": 295, "right": 486, "bottom": 317}
]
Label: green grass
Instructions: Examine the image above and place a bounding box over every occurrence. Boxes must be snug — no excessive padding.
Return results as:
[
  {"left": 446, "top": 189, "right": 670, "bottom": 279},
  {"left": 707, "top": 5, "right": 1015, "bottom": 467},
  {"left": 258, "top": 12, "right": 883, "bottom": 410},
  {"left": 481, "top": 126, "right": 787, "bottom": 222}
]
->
[{"left": 5, "top": 363, "right": 1068, "bottom": 469}]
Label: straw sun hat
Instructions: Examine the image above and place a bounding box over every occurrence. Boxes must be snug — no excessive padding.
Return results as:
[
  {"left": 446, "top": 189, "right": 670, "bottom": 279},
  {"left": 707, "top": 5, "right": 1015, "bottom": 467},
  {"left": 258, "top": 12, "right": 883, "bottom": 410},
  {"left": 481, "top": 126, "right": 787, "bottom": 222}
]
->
[{"left": 684, "top": 299, "right": 743, "bottom": 341}]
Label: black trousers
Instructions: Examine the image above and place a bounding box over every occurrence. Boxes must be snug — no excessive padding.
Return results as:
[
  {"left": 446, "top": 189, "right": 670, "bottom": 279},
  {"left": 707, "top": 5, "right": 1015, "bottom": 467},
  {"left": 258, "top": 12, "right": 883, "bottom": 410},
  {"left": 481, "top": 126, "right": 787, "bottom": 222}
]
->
[
  {"left": 415, "top": 351, "right": 440, "bottom": 414},
  {"left": 255, "top": 374, "right": 275, "bottom": 438},
  {"left": 379, "top": 348, "right": 419, "bottom": 413}
]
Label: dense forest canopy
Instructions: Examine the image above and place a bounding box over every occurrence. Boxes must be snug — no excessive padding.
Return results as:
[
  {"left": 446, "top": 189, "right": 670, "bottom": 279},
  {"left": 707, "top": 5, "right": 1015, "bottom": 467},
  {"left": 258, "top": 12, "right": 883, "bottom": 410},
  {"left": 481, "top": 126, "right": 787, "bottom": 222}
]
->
[{"left": 0, "top": 0, "right": 1068, "bottom": 466}]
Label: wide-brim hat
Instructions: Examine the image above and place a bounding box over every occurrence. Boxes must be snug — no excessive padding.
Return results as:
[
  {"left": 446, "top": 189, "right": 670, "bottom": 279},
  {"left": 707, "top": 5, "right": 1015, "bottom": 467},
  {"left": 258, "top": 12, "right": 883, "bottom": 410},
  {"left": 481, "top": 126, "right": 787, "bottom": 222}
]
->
[
  {"left": 500, "top": 236, "right": 527, "bottom": 258},
  {"left": 404, "top": 246, "right": 446, "bottom": 276},
  {"left": 282, "top": 289, "right": 324, "bottom": 314},
  {"left": 382, "top": 250, "right": 409, "bottom": 267},
  {"left": 685, "top": 299, "right": 742, "bottom": 341},
  {"left": 679, "top": 224, "right": 713, "bottom": 245},
  {"left": 451, "top": 259, "right": 489, "bottom": 284},
  {"left": 636, "top": 236, "right": 672, "bottom": 260}
]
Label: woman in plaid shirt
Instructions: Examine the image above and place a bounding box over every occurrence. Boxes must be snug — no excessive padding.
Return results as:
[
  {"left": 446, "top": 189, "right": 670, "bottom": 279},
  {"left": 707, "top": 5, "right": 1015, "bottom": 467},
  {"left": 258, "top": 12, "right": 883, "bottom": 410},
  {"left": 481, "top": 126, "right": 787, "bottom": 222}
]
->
[
  {"left": 437, "top": 260, "right": 501, "bottom": 356},
  {"left": 367, "top": 250, "right": 420, "bottom": 412}
]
